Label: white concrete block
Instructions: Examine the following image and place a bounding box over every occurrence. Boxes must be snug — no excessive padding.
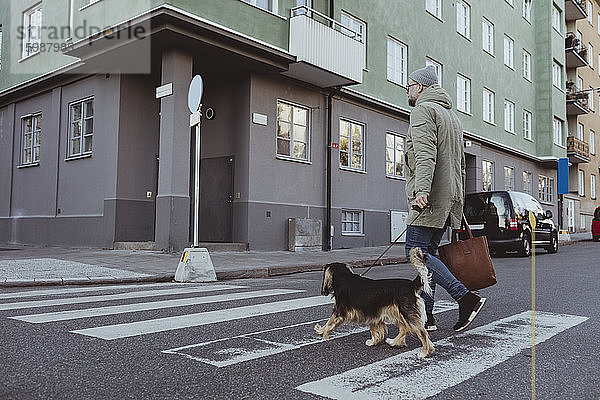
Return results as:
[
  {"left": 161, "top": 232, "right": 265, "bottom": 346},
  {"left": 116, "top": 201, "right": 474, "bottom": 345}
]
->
[{"left": 174, "top": 248, "right": 217, "bottom": 282}]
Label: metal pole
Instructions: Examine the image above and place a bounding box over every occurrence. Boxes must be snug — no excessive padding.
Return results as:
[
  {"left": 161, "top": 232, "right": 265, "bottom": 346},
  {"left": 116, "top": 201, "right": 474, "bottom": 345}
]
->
[{"left": 193, "top": 108, "right": 201, "bottom": 247}]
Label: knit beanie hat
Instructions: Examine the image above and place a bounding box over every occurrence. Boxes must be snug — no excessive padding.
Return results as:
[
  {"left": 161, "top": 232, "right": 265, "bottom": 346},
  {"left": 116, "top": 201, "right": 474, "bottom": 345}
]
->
[{"left": 408, "top": 65, "right": 438, "bottom": 87}]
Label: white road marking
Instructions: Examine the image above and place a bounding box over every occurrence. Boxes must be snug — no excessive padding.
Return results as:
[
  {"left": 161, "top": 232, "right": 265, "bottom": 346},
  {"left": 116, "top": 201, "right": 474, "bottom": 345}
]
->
[
  {"left": 296, "top": 311, "right": 588, "bottom": 400},
  {"left": 0, "top": 283, "right": 189, "bottom": 300},
  {"left": 163, "top": 300, "right": 458, "bottom": 367},
  {"left": 9, "top": 289, "right": 304, "bottom": 323},
  {"left": 71, "top": 296, "right": 334, "bottom": 340},
  {"left": 0, "top": 285, "right": 243, "bottom": 311}
]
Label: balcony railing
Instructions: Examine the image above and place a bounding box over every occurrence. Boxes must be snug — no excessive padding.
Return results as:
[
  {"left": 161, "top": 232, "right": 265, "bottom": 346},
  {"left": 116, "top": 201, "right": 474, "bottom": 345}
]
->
[
  {"left": 565, "top": 0, "right": 588, "bottom": 21},
  {"left": 566, "top": 83, "right": 590, "bottom": 115},
  {"left": 565, "top": 33, "right": 588, "bottom": 68},
  {"left": 284, "top": 6, "right": 364, "bottom": 87},
  {"left": 567, "top": 135, "right": 590, "bottom": 163}
]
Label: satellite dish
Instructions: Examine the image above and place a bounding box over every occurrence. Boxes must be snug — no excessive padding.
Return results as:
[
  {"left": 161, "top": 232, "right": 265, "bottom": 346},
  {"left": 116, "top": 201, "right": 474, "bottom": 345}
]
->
[{"left": 188, "top": 75, "right": 203, "bottom": 113}]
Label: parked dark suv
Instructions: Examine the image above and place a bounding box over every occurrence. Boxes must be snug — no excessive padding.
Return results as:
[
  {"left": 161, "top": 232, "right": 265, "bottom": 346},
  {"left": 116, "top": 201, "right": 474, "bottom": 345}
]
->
[{"left": 462, "top": 191, "right": 559, "bottom": 257}]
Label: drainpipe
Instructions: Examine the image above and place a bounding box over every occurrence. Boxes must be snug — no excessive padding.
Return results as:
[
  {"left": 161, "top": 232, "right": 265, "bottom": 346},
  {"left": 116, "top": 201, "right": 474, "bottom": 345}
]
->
[
  {"left": 325, "top": 0, "right": 336, "bottom": 251},
  {"left": 326, "top": 87, "right": 341, "bottom": 251}
]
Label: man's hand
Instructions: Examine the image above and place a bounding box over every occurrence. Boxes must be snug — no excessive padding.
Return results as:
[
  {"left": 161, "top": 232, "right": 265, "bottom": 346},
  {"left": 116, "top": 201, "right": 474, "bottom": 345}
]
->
[{"left": 413, "top": 194, "right": 430, "bottom": 211}]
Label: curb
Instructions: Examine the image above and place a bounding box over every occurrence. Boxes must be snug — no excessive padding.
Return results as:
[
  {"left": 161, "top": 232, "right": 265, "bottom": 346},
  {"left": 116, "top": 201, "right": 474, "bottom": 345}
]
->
[
  {"left": 0, "top": 257, "right": 410, "bottom": 287},
  {"left": 0, "top": 274, "right": 174, "bottom": 288}
]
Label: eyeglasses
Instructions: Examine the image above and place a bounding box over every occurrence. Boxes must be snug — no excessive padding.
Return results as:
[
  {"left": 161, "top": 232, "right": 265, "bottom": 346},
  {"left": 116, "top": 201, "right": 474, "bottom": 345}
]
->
[{"left": 406, "top": 83, "right": 420, "bottom": 92}]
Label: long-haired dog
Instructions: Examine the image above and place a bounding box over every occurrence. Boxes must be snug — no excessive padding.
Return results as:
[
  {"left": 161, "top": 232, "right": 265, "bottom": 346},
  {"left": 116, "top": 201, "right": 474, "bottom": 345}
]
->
[{"left": 315, "top": 247, "right": 435, "bottom": 357}]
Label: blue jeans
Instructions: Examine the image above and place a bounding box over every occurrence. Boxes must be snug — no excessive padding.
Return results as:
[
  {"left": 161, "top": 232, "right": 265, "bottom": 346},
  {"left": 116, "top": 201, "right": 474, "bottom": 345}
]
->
[{"left": 405, "top": 225, "right": 469, "bottom": 314}]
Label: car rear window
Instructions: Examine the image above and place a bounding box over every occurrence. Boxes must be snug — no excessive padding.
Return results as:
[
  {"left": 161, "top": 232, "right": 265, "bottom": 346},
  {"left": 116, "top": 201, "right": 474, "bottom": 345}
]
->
[{"left": 465, "top": 192, "right": 512, "bottom": 221}]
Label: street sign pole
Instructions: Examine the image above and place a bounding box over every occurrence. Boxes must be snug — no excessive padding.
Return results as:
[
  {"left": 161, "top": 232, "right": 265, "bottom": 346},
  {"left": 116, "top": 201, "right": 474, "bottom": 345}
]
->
[
  {"left": 193, "top": 115, "right": 201, "bottom": 248},
  {"left": 174, "top": 75, "right": 216, "bottom": 283}
]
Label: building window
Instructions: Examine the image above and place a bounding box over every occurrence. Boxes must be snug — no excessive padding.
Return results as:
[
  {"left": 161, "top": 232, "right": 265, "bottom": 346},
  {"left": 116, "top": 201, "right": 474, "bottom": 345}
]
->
[
  {"left": 22, "top": 3, "right": 43, "bottom": 59},
  {"left": 588, "top": 1, "right": 594, "bottom": 25},
  {"left": 553, "top": 118, "right": 563, "bottom": 146},
  {"left": 592, "top": 174, "right": 597, "bottom": 199},
  {"left": 68, "top": 98, "right": 94, "bottom": 158},
  {"left": 523, "top": 0, "right": 532, "bottom": 22},
  {"left": 523, "top": 50, "right": 531, "bottom": 80},
  {"left": 483, "top": 88, "right": 495, "bottom": 124},
  {"left": 504, "top": 166, "right": 514, "bottom": 190},
  {"left": 598, "top": 13, "right": 600, "bottom": 34},
  {"left": 386, "top": 132, "right": 405, "bottom": 178},
  {"left": 456, "top": 0, "right": 470, "bottom": 39},
  {"left": 505, "top": 0, "right": 514, "bottom": 6},
  {"left": 241, "top": 0, "right": 279, "bottom": 14},
  {"left": 552, "top": 61, "right": 562, "bottom": 89},
  {"left": 523, "top": 110, "right": 532, "bottom": 140},
  {"left": 426, "top": 0, "right": 442, "bottom": 19},
  {"left": 21, "top": 113, "right": 42, "bottom": 165},
  {"left": 426, "top": 58, "right": 443, "bottom": 86},
  {"left": 577, "top": 122, "right": 584, "bottom": 140},
  {"left": 276, "top": 100, "right": 309, "bottom": 161},
  {"left": 590, "top": 87, "right": 595, "bottom": 111},
  {"left": 539, "top": 175, "right": 554, "bottom": 203},
  {"left": 552, "top": 5, "right": 561, "bottom": 33},
  {"left": 340, "top": 12, "right": 366, "bottom": 68},
  {"left": 578, "top": 170, "right": 585, "bottom": 196},
  {"left": 523, "top": 171, "right": 533, "bottom": 195},
  {"left": 589, "top": 44, "right": 594, "bottom": 68},
  {"left": 504, "top": 100, "right": 515, "bottom": 133},
  {"left": 590, "top": 130, "right": 596, "bottom": 155},
  {"left": 482, "top": 160, "right": 494, "bottom": 191},
  {"left": 457, "top": 74, "right": 471, "bottom": 114},
  {"left": 482, "top": 18, "right": 494, "bottom": 55},
  {"left": 387, "top": 37, "right": 407, "bottom": 87},
  {"left": 504, "top": 35, "right": 514, "bottom": 68},
  {"left": 341, "top": 210, "right": 363, "bottom": 234},
  {"left": 339, "top": 118, "right": 364, "bottom": 171}
]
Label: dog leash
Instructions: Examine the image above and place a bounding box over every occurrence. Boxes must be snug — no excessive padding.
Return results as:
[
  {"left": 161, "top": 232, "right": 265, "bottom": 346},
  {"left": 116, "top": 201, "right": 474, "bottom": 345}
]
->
[{"left": 360, "top": 204, "right": 427, "bottom": 277}]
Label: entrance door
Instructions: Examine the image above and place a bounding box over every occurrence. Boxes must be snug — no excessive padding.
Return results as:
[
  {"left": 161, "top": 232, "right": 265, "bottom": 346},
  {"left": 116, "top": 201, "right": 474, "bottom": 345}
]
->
[
  {"left": 198, "top": 156, "right": 234, "bottom": 242},
  {"left": 567, "top": 199, "right": 575, "bottom": 232}
]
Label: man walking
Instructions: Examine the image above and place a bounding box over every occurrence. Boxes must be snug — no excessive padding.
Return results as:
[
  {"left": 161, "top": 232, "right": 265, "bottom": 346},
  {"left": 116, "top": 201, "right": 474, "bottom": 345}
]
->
[{"left": 404, "top": 65, "right": 486, "bottom": 332}]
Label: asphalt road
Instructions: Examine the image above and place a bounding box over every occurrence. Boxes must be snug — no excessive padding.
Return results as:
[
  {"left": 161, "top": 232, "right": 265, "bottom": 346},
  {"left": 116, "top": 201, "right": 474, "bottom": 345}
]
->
[{"left": 0, "top": 241, "right": 598, "bottom": 399}]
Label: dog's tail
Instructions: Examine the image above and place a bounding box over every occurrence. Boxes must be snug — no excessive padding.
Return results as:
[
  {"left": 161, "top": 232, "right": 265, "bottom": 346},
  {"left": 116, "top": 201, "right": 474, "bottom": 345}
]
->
[{"left": 409, "top": 247, "right": 432, "bottom": 296}]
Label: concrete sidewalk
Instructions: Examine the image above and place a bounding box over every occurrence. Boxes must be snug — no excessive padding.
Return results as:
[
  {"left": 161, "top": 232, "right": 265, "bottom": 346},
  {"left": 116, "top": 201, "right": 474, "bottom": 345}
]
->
[{"left": 0, "top": 232, "right": 592, "bottom": 287}]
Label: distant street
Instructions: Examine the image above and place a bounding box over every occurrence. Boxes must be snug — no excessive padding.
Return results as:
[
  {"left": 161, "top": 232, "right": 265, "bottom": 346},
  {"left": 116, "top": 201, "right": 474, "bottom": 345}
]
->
[{"left": 0, "top": 241, "right": 598, "bottom": 400}]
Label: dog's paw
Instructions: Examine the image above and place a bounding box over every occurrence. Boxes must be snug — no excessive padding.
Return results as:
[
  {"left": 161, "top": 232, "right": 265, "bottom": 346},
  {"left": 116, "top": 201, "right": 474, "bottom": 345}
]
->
[
  {"left": 365, "top": 338, "right": 378, "bottom": 346},
  {"left": 386, "top": 338, "right": 407, "bottom": 347},
  {"left": 417, "top": 349, "right": 434, "bottom": 359},
  {"left": 314, "top": 323, "right": 323, "bottom": 335}
]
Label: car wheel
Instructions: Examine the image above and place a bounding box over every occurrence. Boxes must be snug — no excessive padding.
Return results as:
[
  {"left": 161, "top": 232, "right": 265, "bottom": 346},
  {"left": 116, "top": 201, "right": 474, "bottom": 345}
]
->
[
  {"left": 519, "top": 231, "right": 532, "bottom": 257},
  {"left": 546, "top": 232, "right": 558, "bottom": 254}
]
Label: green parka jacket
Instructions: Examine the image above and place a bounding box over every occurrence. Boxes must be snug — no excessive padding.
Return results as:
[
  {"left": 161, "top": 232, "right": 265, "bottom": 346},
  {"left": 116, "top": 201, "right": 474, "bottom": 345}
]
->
[{"left": 405, "top": 85, "right": 466, "bottom": 230}]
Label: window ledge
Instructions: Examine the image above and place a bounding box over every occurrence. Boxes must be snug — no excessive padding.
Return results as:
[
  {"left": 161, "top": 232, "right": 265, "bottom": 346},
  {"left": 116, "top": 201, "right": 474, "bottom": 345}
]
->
[
  {"left": 425, "top": 10, "right": 444, "bottom": 23},
  {"left": 341, "top": 233, "right": 365, "bottom": 237},
  {"left": 79, "top": 0, "right": 103, "bottom": 11},
  {"left": 276, "top": 155, "right": 311, "bottom": 165},
  {"left": 386, "top": 174, "right": 406, "bottom": 181},
  {"left": 65, "top": 153, "right": 92, "bottom": 162},
  {"left": 340, "top": 166, "right": 367, "bottom": 174},
  {"left": 18, "top": 52, "right": 40, "bottom": 63},
  {"left": 483, "top": 49, "right": 495, "bottom": 58},
  {"left": 17, "top": 162, "right": 40, "bottom": 169},
  {"left": 483, "top": 120, "right": 497, "bottom": 127},
  {"left": 387, "top": 78, "right": 407, "bottom": 89},
  {"left": 506, "top": 130, "right": 516, "bottom": 135},
  {"left": 457, "top": 109, "right": 472, "bottom": 117},
  {"left": 524, "top": 137, "right": 534, "bottom": 143},
  {"left": 457, "top": 32, "right": 472, "bottom": 42}
]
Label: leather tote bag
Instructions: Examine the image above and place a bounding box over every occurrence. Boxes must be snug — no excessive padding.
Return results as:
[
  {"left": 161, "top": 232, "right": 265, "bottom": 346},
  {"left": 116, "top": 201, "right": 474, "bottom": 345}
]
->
[{"left": 438, "top": 215, "right": 497, "bottom": 291}]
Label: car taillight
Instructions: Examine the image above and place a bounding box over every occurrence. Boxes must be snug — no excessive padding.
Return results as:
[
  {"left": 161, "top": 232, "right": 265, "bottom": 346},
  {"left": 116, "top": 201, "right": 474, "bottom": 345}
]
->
[{"left": 510, "top": 218, "right": 518, "bottom": 231}]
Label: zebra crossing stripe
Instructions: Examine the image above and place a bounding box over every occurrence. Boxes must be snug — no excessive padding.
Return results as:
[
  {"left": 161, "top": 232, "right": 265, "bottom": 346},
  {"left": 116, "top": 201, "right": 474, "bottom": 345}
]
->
[
  {"left": 295, "top": 311, "right": 588, "bottom": 400},
  {"left": 71, "top": 296, "right": 334, "bottom": 340},
  {"left": 0, "top": 285, "right": 243, "bottom": 311},
  {"left": 0, "top": 283, "right": 182, "bottom": 300},
  {"left": 163, "top": 300, "right": 458, "bottom": 367},
  {"left": 9, "top": 289, "right": 304, "bottom": 323}
]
